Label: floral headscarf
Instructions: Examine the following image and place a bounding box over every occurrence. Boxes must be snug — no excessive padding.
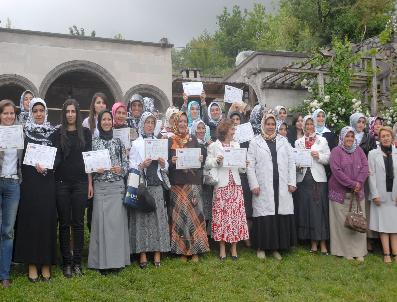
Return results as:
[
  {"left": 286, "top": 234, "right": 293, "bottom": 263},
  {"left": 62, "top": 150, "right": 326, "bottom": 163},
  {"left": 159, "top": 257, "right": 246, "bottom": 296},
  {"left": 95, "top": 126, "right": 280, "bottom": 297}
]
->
[
  {"left": 138, "top": 111, "right": 156, "bottom": 137},
  {"left": 19, "top": 90, "right": 35, "bottom": 124},
  {"left": 187, "top": 100, "right": 201, "bottom": 128},
  {"left": 312, "top": 109, "right": 331, "bottom": 136},
  {"left": 349, "top": 112, "right": 366, "bottom": 145},
  {"left": 249, "top": 104, "right": 264, "bottom": 135},
  {"left": 261, "top": 113, "right": 277, "bottom": 141},
  {"left": 111, "top": 102, "right": 128, "bottom": 127},
  {"left": 303, "top": 115, "right": 316, "bottom": 149},
  {"left": 24, "top": 98, "right": 56, "bottom": 145},
  {"left": 143, "top": 97, "right": 155, "bottom": 113},
  {"left": 207, "top": 102, "right": 223, "bottom": 127},
  {"left": 338, "top": 126, "right": 357, "bottom": 154},
  {"left": 170, "top": 112, "right": 190, "bottom": 150},
  {"left": 368, "top": 116, "right": 384, "bottom": 139}
]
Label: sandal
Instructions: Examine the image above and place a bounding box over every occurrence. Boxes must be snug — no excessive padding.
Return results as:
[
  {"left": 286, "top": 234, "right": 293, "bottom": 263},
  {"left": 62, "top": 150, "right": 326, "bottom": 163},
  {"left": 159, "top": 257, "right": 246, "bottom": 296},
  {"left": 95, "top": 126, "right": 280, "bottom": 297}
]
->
[
  {"left": 139, "top": 262, "right": 147, "bottom": 269},
  {"left": 383, "top": 253, "right": 392, "bottom": 264},
  {"left": 154, "top": 262, "right": 161, "bottom": 268}
]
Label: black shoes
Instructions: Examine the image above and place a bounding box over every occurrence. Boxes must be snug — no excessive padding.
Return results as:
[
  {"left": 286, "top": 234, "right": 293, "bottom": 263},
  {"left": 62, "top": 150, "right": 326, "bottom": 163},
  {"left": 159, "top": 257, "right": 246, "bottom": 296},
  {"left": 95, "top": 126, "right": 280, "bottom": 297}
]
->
[{"left": 62, "top": 265, "right": 73, "bottom": 278}]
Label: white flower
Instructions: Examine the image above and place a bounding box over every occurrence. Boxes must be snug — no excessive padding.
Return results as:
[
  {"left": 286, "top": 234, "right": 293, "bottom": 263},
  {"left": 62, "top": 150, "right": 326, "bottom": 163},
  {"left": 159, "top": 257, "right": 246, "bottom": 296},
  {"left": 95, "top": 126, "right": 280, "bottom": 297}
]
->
[{"left": 308, "top": 87, "right": 313, "bottom": 93}]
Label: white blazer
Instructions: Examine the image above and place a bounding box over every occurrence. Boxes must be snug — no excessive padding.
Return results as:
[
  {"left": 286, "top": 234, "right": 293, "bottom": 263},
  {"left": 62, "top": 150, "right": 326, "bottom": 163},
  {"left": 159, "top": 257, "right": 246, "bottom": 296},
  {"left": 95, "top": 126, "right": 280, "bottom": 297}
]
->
[
  {"left": 247, "top": 135, "right": 296, "bottom": 217},
  {"left": 368, "top": 147, "right": 397, "bottom": 202},
  {"left": 205, "top": 139, "right": 245, "bottom": 188},
  {"left": 129, "top": 136, "right": 169, "bottom": 180},
  {"left": 295, "top": 135, "right": 330, "bottom": 183}
]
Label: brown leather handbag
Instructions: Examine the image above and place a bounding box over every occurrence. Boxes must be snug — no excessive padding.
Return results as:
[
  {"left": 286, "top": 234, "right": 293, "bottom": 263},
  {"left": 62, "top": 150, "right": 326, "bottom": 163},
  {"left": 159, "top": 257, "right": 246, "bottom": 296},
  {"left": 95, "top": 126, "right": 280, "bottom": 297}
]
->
[{"left": 344, "top": 192, "right": 367, "bottom": 233}]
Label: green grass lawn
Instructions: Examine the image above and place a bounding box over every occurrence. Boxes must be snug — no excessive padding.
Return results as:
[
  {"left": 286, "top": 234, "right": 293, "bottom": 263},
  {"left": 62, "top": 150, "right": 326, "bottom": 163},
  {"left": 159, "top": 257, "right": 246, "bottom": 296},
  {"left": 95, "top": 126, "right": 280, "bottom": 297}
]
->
[{"left": 2, "top": 243, "right": 397, "bottom": 302}]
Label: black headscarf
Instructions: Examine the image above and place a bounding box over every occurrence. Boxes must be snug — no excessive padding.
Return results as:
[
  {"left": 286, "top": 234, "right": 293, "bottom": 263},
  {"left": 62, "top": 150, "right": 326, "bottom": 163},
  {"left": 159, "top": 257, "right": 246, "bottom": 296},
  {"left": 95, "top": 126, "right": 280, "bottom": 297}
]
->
[
  {"left": 97, "top": 109, "right": 113, "bottom": 141},
  {"left": 381, "top": 144, "right": 394, "bottom": 192}
]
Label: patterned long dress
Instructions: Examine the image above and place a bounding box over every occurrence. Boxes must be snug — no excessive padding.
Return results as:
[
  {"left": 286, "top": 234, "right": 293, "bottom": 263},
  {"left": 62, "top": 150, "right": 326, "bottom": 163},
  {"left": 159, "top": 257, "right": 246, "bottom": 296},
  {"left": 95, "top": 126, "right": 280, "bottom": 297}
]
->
[{"left": 211, "top": 171, "right": 249, "bottom": 243}]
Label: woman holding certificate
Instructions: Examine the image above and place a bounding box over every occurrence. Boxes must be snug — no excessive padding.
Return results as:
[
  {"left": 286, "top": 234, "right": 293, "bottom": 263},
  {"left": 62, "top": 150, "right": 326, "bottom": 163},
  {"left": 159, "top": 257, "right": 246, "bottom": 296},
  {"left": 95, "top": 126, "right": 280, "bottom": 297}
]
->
[
  {"left": 112, "top": 102, "right": 128, "bottom": 129},
  {"left": 203, "top": 102, "right": 223, "bottom": 141},
  {"left": 88, "top": 109, "right": 130, "bottom": 274},
  {"left": 128, "top": 112, "right": 170, "bottom": 268},
  {"left": 127, "top": 94, "right": 144, "bottom": 140},
  {"left": 247, "top": 113, "right": 297, "bottom": 260},
  {"left": 54, "top": 99, "right": 93, "bottom": 278},
  {"left": 168, "top": 112, "right": 209, "bottom": 262},
  {"left": 14, "top": 98, "right": 58, "bottom": 282},
  {"left": 205, "top": 119, "right": 249, "bottom": 260},
  {"left": 0, "top": 100, "right": 23, "bottom": 288},
  {"left": 295, "top": 116, "right": 330, "bottom": 254},
  {"left": 328, "top": 127, "right": 368, "bottom": 261}
]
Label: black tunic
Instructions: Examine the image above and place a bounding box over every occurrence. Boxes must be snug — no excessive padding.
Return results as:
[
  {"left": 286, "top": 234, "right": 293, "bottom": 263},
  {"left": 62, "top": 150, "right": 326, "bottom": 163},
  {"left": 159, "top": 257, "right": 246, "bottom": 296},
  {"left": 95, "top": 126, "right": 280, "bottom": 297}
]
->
[
  {"left": 14, "top": 134, "right": 59, "bottom": 265},
  {"left": 252, "top": 139, "right": 297, "bottom": 251}
]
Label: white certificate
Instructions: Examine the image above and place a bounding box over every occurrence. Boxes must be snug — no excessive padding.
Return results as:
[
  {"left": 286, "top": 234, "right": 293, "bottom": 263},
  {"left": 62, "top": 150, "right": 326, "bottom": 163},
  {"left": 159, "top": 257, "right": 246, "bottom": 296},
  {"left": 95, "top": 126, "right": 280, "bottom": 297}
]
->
[
  {"left": 234, "top": 122, "right": 255, "bottom": 143},
  {"left": 0, "top": 125, "right": 24, "bottom": 150},
  {"left": 154, "top": 120, "right": 163, "bottom": 137},
  {"left": 182, "top": 82, "right": 203, "bottom": 96},
  {"left": 176, "top": 148, "right": 201, "bottom": 169},
  {"left": 144, "top": 139, "right": 168, "bottom": 160},
  {"left": 224, "top": 85, "right": 244, "bottom": 103},
  {"left": 223, "top": 147, "right": 247, "bottom": 168},
  {"left": 23, "top": 143, "right": 57, "bottom": 169},
  {"left": 294, "top": 149, "right": 312, "bottom": 168},
  {"left": 82, "top": 149, "right": 112, "bottom": 173},
  {"left": 113, "top": 128, "right": 131, "bottom": 148}
]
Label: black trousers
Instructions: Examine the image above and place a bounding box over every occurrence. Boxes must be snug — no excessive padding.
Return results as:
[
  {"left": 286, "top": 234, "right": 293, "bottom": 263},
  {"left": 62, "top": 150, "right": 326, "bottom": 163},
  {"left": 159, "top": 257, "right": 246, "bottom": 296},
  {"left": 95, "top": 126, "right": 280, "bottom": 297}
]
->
[{"left": 56, "top": 180, "right": 87, "bottom": 266}]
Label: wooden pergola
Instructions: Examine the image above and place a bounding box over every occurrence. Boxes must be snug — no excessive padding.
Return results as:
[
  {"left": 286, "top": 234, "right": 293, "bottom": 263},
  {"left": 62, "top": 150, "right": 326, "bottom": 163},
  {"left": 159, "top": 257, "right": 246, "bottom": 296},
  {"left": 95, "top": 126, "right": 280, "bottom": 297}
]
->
[{"left": 261, "top": 36, "right": 396, "bottom": 115}]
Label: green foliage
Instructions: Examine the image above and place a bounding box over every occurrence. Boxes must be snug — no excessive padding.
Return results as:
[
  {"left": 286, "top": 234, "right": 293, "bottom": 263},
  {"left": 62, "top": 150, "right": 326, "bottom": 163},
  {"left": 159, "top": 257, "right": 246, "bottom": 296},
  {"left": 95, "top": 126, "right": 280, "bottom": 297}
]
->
[
  {"left": 173, "top": 1, "right": 394, "bottom": 76},
  {"left": 293, "top": 37, "right": 369, "bottom": 133},
  {"left": 68, "top": 25, "right": 96, "bottom": 37}
]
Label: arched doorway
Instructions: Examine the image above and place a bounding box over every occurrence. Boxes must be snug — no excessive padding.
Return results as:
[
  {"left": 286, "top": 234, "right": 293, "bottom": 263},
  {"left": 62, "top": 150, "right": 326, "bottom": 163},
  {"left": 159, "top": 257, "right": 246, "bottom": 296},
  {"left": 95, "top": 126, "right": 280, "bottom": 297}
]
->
[
  {"left": 124, "top": 84, "right": 170, "bottom": 113},
  {"left": 0, "top": 74, "right": 38, "bottom": 108},
  {"left": 40, "top": 60, "right": 123, "bottom": 124}
]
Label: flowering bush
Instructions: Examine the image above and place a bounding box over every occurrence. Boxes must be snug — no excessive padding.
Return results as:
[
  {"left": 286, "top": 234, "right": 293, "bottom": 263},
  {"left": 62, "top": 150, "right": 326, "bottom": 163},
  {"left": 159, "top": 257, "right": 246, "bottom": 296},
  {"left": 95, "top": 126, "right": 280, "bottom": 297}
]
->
[
  {"left": 291, "top": 37, "right": 369, "bottom": 133},
  {"left": 379, "top": 98, "right": 397, "bottom": 126}
]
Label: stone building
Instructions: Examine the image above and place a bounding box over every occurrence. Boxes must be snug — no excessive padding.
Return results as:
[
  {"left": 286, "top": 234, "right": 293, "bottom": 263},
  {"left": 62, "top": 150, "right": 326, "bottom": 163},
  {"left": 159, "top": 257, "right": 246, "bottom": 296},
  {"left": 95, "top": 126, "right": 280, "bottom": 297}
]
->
[{"left": 0, "top": 28, "right": 172, "bottom": 123}]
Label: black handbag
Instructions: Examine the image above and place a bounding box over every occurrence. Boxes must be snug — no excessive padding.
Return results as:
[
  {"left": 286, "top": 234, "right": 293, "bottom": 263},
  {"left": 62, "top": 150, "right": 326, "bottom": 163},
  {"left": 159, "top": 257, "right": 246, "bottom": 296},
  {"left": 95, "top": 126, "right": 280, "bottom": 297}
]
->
[{"left": 124, "top": 169, "right": 156, "bottom": 212}]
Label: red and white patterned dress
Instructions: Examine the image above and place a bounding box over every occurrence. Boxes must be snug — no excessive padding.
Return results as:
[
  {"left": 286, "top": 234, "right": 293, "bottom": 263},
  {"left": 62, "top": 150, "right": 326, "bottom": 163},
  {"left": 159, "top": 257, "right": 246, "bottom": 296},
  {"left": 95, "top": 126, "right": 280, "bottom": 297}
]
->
[{"left": 211, "top": 171, "right": 249, "bottom": 243}]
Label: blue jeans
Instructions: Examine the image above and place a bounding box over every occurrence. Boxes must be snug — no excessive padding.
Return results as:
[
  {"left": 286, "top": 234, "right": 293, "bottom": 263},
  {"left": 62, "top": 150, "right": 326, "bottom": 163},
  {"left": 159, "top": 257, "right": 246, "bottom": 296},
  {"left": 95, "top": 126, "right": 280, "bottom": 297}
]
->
[{"left": 0, "top": 178, "right": 20, "bottom": 280}]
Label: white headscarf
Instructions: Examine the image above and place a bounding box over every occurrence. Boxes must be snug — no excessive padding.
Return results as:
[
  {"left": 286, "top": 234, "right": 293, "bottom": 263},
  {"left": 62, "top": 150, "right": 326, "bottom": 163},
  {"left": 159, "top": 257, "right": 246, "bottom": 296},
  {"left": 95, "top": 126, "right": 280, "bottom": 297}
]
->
[{"left": 24, "top": 98, "right": 56, "bottom": 145}]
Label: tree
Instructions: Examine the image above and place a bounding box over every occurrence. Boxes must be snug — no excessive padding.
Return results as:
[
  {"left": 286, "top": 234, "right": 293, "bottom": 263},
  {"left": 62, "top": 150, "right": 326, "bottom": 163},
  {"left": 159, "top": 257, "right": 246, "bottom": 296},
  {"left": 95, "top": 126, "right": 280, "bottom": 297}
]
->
[
  {"left": 114, "top": 33, "right": 124, "bottom": 40},
  {"left": 68, "top": 25, "right": 96, "bottom": 37}
]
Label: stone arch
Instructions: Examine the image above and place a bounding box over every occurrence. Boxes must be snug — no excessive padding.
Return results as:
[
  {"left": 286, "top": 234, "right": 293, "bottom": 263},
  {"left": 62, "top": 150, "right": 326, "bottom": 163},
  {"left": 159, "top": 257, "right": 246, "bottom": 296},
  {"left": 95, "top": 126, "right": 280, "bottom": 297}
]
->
[
  {"left": 0, "top": 74, "right": 38, "bottom": 108},
  {"left": 124, "top": 84, "right": 170, "bottom": 113},
  {"left": 39, "top": 60, "right": 123, "bottom": 101},
  {"left": 0, "top": 74, "right": 38, "bottom": 96}
]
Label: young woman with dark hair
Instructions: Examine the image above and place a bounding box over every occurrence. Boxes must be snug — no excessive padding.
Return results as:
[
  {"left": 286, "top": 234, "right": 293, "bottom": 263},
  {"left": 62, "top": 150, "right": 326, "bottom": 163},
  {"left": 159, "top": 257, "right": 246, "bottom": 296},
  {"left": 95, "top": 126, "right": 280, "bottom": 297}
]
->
[
  {"left": 82, "top": 92, "right": 108, "bottom": 137},
  {"left": 55, "top": 99, "right": 93, "bottom": 278}
]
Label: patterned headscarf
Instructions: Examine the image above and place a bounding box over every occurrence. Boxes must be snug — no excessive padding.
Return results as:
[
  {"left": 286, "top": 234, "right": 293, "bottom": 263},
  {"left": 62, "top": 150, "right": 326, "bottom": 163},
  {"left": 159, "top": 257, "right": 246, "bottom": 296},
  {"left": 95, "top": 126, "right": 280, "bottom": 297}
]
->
[
  {"left": 303, "top": 115, "right": 316, "bottom": 149},
  {"left": 187, "top": 101, "right": 201, "bottom": 128},
  {"left": 19, "top": 90, "right": 35, "bottom": 124},
  {"left": 261, "top": 113, "right": 277, "bottom": 141},
  {"left": 138, "top": 111, "right": 156, "bottom": 137},
  {"left": 338, "top": 126, "right": 357, "bottom": 154},
  {"left": 24, "top": 98, "right": 56, "bottom": 145},
  {"left": 274, "top": 105, "right": 287, "bottom": 128},
  {"left": 312, "top": 109, "right": 331, "bottom": 135},
  {"left": 190, "top": 119, "right": 207, "bottom": 144},
  {"left": 143, "top": 97, "right": 155, "bottom": 113},
  {"left": 249, "top": 104, "right": 264, "bottom": 135},
  {"left": 165, "top": 106, "right": 179, "bottom": 128},
  {"left": 349, "top": 112, "right": 366, "bottom": 145},
  {"left": 128, "top": 94, "right": 144, "bottom": 128},
  {"left": 368, "top": 116, "right": 384, "bottom": 139},
  {"left": 171, "top": 112, "right": 190, "bottom": 149},
  {"left": 111, "top": 102, "right": 128, "bottom": 127},
  {"left": 207, "top": 102, "right": 223, "bottom": 127}
]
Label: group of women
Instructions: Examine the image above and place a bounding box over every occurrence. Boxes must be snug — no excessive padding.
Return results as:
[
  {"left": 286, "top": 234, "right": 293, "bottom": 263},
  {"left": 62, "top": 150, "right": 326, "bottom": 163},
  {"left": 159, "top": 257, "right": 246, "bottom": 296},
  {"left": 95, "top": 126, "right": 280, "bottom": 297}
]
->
[{"left": 0, "top": 89, "right": 397, "bottom": 289}]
